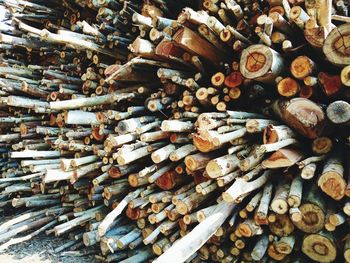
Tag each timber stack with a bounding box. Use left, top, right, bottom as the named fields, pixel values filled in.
left=0, top=0, right=349, bottom=262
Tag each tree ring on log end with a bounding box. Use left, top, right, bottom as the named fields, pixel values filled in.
left=323, top=24, right=350, bottom=66
left=294, top=203, right=325, bottom=233
left=318, top=172, right=346, bottom=200
left=269, top=214, right=294, bottom=237
left=240, top=44, right=284, bottom=84
left=302, top=234, right=337, bottom=262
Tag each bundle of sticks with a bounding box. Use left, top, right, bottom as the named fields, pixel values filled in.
left=0, top=0, right=349, bottom=262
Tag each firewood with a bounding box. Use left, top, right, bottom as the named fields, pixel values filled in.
left=318, top=150, right=346, bottom=200
left=302, top=231, right=337, bottom=262
left=240, top=44, right=285, bottom=84
left=0, top=1, right=349, bottom=261
left=272, top=98, right=326, bottom=139
left=327, top=100, right=350, bottom=126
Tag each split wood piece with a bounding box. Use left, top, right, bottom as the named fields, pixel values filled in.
left=262, top=147, right=304, bottom=168
left=161, top=120, right=194, bottom=133
left=198, top=24, right=226, bottom=50
left=173, top=27, right=224, bottom=65
left=327, top=101, right=350, bottom=126
left=193, top=134, right=221, bottom=153
left=298, top=155, right=326, bottom=169
left=116, top=143, right=161, bottom=165
left=290, top=6, right=310, bottom=29
left=154, top=202, right=236, bottom=263
left=151, top=144, right=176, bottom=164
left=255, top=182, right=273, bottom=225
left=225, top=25, right=252, bottom=44
left=301, top=163, right=317, bottom=180
left=223, top=170, right=272, bottom=203
left=117, top=116, right=157, bottom=134
left=323, top=23, right=350, bottom=67
left=238, top=147, right=265, bottom=172
left=184, top=152, right=216, bottom=171
left=149, top=163, right=177, bottom=184
left=194, top=205, right=217, bottom=223
left=240, top=44, right=285, bottom=84
left=272, top=98, right=326, bottom=139
left=263, top=125, right=296, bottom=144
left=211, top=128, right=247, bottom=147
left=226, top=111, right=266, bottom=120
left=251, top=235, right=269, bottom=261
left=269, top=11, right=295, bottom=35
left=206, top=154, right=240, bottom=179
left=98, top=189, right=142, bottom=237
left=302, top=231, right=337, bottom=262
left=177, top=7, right=210, bottom=25
left=246, top=191, right=263, bottom=212
left=318, top=152, right=346, bottom=200
left=65, top=110, right=99, bottom=125
left=246, top=119, right=280, bottom=134
left=50, top=92, right=134, bottom=111
left=10, top=150, right=61, bottom=159
left=170, top=133, right=192, bottom=144
left=293, top=186, right=326, bottom=233
left=276, top=77, right=300, bottom=98
left=176, top=190, right=213, bottom=215
left=327, top=212, right=347, bottom=230
left=271, top=181, right=291, bottom=214
left=140, top=131, right=170, bottom=143
left=169, top=144, right=197, bottom=162
left=288, top=176, right=303, bottom=208
left=237, top=219, right=264, bottom=238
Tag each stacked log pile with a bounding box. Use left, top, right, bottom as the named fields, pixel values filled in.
left=0, top=0, right=349, bottom=262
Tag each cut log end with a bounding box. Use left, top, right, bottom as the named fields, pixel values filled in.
left=302, top=233, right=337, bottom=262
left=326, top=101, right=350, bottom=125
left=318, top=172, right=346, bottom=200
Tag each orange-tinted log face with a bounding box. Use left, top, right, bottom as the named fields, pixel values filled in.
left=229, top=87, right=241, bottom=99
left=245, top=52, right=266, bottom=72
left=318, top=72, right=342, bottom=96
left=225, top=72, right=243, bottom=88
left=277, top=77, right=300, bottom=97
left=193, top=134, right=218, bottom=152
left=156, top=171, right=174, bottom=190
left=126, top=206, right=140, bottom=220
left=299, top=86, right=313, bottom=99
left=92, top=127, right=105, bottom=141
left=291, top=56, right=315, bottom=79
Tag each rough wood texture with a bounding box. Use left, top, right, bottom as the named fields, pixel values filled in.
left=0, top=1, right=349, bottom=262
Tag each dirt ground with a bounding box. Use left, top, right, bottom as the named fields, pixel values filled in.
left=0, top=216, right=97, bottom=263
